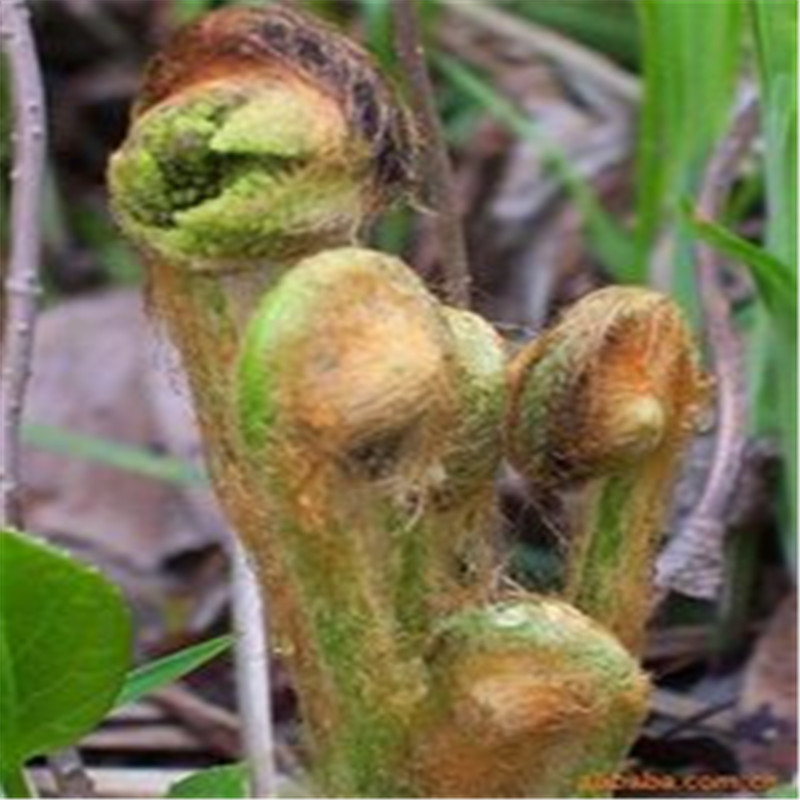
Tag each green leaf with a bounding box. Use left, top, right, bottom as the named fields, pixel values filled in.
left=21, top=422, right=206, bottom=486
left=0, top=529, right=132, bottom=780
left=172, top=0, right=214, bottom=24
left=751, top=0, right=797, bottom=268
left=749, top=0, right=798, bottom=565
left=508, top=0, right=640, bottom=68
left=357, top=0, right=395, bottom=70
left=684, top=209, right=797, bottom=321
left=116, top=634, right=233, bottom=709
left=167, top=764, right=249, bottom=798
left=635, top=0, right=743, bottom=306
left=765, top=782, right=798, bottom=799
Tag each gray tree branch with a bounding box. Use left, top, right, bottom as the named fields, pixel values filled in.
left=0, top=0, right=46, bottom=525
left=1, top=3, right=97, bottom=796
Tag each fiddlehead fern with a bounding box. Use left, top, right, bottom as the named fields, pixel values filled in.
left=109, top=4, right=412, bottom=269
left=234, top=247, right=506, bottom=794
left=507, top=287, right=708, bottom=652
left=413, top=599, right=649, bottom=798
left=108, top=6, right=704, bottom=797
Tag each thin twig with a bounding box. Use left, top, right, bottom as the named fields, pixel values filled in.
left=149, top=685, right=240, bottom=757
left=660, top=698, right=737, bottom=740
left=440, top=0, right=641, bottom=105
left=231, top=542, right=276, bottom=798
left=694, top=92, right=759, bottom=519
left=656, top=92, right=760, bottom=601
left=0, top=6, right=97, bottom=796
left=391, top=0, right=471, bottom=308
left=0, top=0, right=45, bottom=524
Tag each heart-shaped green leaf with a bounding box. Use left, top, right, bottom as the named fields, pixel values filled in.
left=0, top=528, right=132, bottom=787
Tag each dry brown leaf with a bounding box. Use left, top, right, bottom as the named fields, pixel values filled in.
left=21, top=289, right=226, bottom=570
left=736, top=591, right=797, bottom=779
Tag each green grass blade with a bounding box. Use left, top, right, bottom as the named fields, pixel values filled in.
left=748, top=0, right=797, bottom=560
left=357, top=0, right=395, bottom=69
left=0, top=764, right=33, bottom=799
left=506, top=0, right=640, bottom=68
left=751, top=0, right=797, bottom=268
left=635, top=0, right=743, bottom=304
left=115, top=634, right=233, bottom=709
left=684, top=210, right=797, bottom=320
left=21, top=423, right=206, bottom=486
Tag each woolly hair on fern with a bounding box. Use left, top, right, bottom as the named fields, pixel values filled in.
left=108, top=5, right=705, bottom=797
left=506, top=287, right=707, bottom=653
left=109, top=4, right=413, bottom=269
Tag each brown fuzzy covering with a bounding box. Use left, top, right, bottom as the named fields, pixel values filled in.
left=507, top=287, right=706, bottom=486
left=133, top=4, right=414, bottom=206
left=107, top=8, right=682, bottom=794
left=507, top=287, right=709, bottom=652
left=143, top=246, right=508, bottom=794
left=410, top=599, right=650, bottom=797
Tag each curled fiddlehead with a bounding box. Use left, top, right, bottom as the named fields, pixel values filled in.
left=234, top=247, right=506, bottom=794
left=413, top=598, right=649, bottom=798
left=507, top=287, right=708, bottom=652
left=109, top=4, right=413, bottom=270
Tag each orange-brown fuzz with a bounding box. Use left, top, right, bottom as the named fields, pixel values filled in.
left=507, top=288, right=708, bottom=652
left=133, top=4, right=414, bottom=208
left=116, top=8, right=417, bottom=772
left=411, top=602, right=650, bottom=798
left=110, top=7, right=675, bottom=796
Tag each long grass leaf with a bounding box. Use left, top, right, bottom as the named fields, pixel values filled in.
left=116, top=635, right=233, bottom=709
left=751, top=0, right=797, bottom=268
left=749, top=0, right=797, bottom=559
left=21, top=423, right=206, bottom=486
left=685, top=211, right=797, bottom=321
left=635, top=0, right=743, bottom=304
